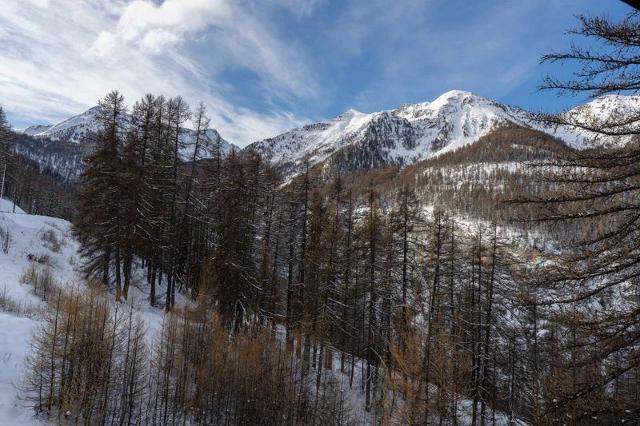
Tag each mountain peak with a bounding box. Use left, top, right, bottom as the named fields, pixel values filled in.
left=569, top=93, right=640, bottom=116
left=437, top=89, right=477, bottom=99
left=430, top=90, right=490, bottom=108
left=249, top=89, right=518, bottom=177
left=339, top=108, right=363, bottom=117
left=21, top=124, right=53, bottom=136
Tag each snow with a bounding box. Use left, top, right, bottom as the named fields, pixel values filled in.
left=394, top=90, right=518, bottom=156
left=0, top=312, right=44, bottom=425
left=19, top=125, right=52, bottom=137
left=18, top=91, right=640, bottom=185
left=0, top=197, right=80, bottom=425
left=249, top=90, right=531, bottom=178
left=32, top=106, right=103, bottom=144
left=0, top=195, right=198, bottom=425
left=544, top=94, right=640, bottom=149
left=0, top=198, right=25, bottom=214
left=0, top=194, right=534, bottom=424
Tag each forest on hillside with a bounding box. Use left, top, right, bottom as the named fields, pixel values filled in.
left=0, top=8, right=640, bottom=426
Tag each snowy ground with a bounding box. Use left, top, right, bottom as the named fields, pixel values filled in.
left=0, top=197, right=81, bottom=425
left=0, top=197, right=183, bottom=425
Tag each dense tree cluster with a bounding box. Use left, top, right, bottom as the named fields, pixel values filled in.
left=0, top=106, right=12, bottom=201
left=21, top=277, right=350, bottom=425
left=0, top=107, right=74, bottom=218
left=73, top=92, right=242, bottom=309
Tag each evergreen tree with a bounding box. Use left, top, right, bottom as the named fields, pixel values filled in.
left=74, top=91, right=127, bottom=293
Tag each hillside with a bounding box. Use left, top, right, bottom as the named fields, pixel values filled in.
left=0, top=197, right=192, bottom=424
left=2, top=92, right=635, bottom=423
left=0, top=198, right=79, bottom=425
left=0, top=194, right=533, bottom=425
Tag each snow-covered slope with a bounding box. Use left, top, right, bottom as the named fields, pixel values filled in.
left=13, top=133, right=87, bottom=183
left=0, top=198, right=79, bottom=306
left=248, top=90, right=640, bottom=178
left=0, top=197, right=178, bottom=424
left=30, top=106, right=103, bottom=144
left=0, top=197, right=80, bottom=425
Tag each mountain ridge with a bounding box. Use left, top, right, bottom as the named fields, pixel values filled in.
left=15, top=90, right=640, bottom=181
left=19, top=105, right=239, bottom=155
left=246, top=90, right=640, bottom=178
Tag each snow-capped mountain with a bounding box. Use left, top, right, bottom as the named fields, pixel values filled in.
left=248, top=90, right=640, bottom=178
left=25, top=106, right=238, bottom=155
left=29, top=106, right=104, bottom=143
left=13, top=106, right=238, bottom=184
left=17, top=91, right=640, bottom=183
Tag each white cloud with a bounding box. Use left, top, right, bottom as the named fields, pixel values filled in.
left=91, top=0, right=230, bottom=56
left=1, top=0, right=603, bottom=145
left=0, top=0, right=313, bottom=145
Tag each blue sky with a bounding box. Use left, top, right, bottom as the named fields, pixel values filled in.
left=0, top=0, right=633, bottom=146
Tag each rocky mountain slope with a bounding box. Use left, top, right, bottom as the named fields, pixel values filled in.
left=13, top=132, right=87, bottom=183
left=21, top=124, right=52, bottom=136
left=247, top=90, right=640, bottom=178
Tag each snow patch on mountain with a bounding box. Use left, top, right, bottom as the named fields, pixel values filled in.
left=32, top=106, right=103, bottom=144
left=535, top=94, right=640, bottom=148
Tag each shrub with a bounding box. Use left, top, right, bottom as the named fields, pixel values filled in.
left=40, top=228, right=64, bottom=253
left=0, top=285, right=41, bottom=318
left=21, top=284, right=148, bottom=423
left=20, top=264, right=56, bottom=301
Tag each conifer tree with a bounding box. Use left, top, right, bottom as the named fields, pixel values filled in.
left=74, top=91, right=127, bottom=293
left=0, top=106, right=14, bottom=202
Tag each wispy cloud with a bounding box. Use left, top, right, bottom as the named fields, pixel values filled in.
left=0, top=0, right=629, bottom=144
left=0, top=0, right=314, bottom=145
